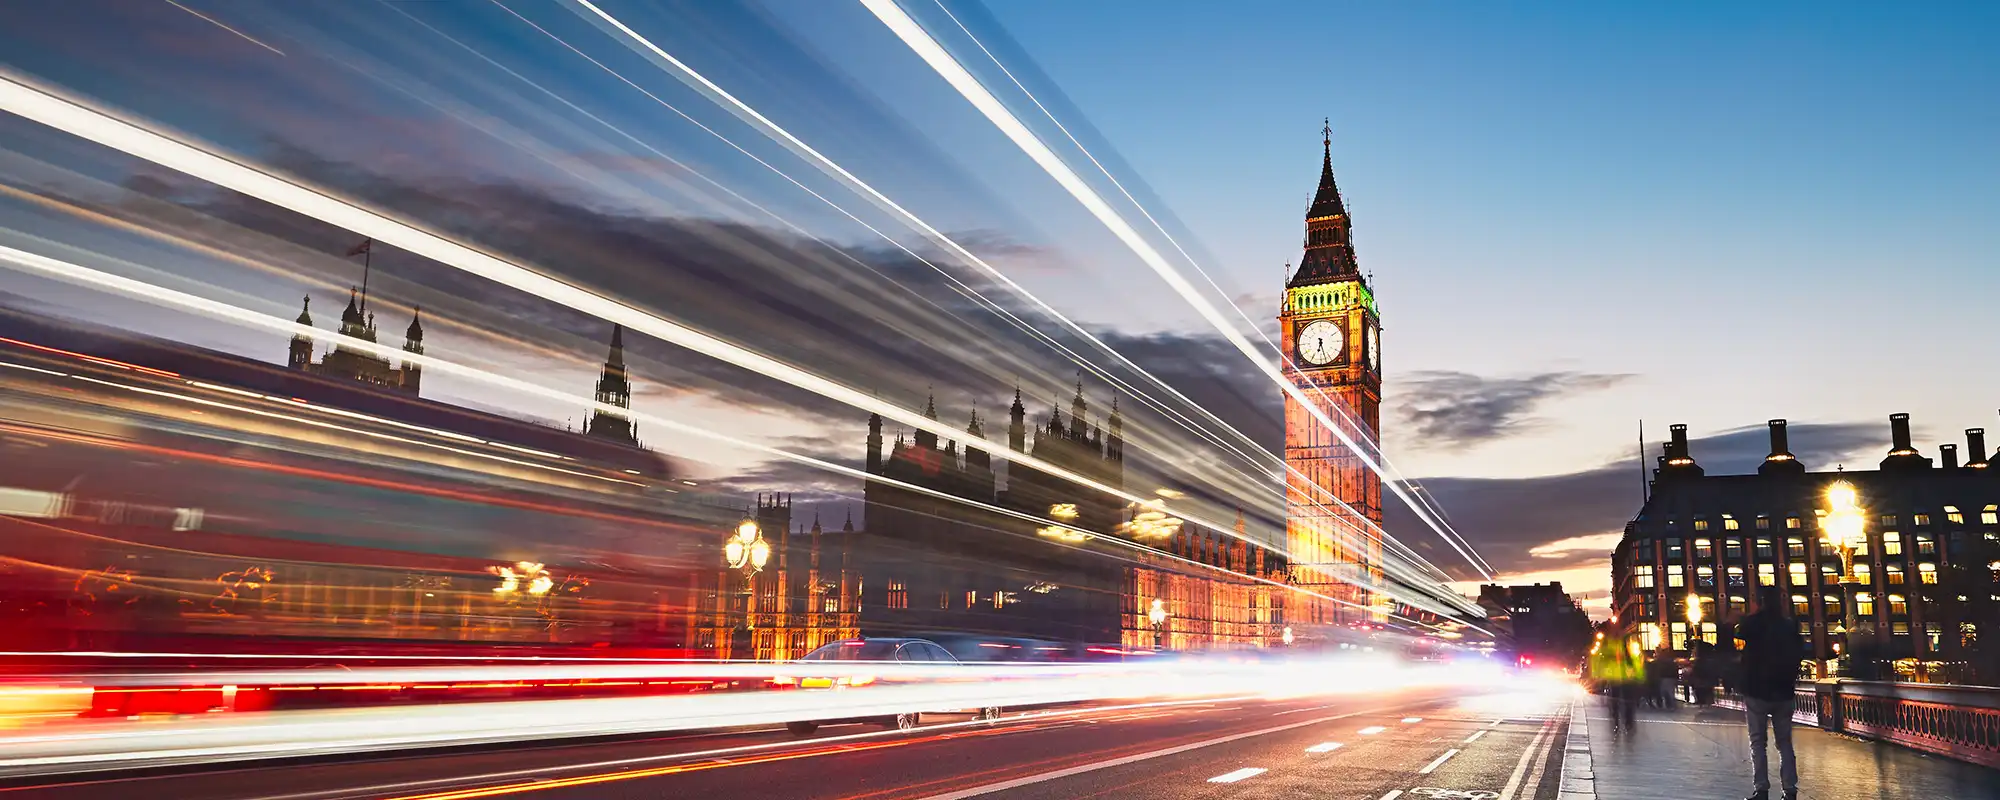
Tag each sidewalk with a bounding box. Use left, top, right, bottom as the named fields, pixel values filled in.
left=1578, top=698, right=2000, bottom=800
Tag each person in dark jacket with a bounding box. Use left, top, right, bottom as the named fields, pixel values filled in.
left=1733, top=584, right=1805, bottom=800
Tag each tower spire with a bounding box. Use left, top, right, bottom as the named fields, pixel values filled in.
left=582, top=324, right=637, bottom=446
left=1291, top=119, right=1357, bottom=287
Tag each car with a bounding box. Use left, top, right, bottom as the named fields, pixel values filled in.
left=774, top=637, right=1001, bottom=736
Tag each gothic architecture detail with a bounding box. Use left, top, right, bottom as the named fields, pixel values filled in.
left=582, top=324, right=638, bottom=447
left=1279, top=122, right=1386, bottom=627
left=287, top=291, right=423, bottom=395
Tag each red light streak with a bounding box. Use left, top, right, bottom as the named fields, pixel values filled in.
left=0, top=336, right=179, bottom=379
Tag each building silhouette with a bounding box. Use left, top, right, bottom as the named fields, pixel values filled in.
left=1613, top=416, right=2000, bottom=682
left=288, top=291, right=423, bottom=395
left=582, top=324, right=638, bottom=447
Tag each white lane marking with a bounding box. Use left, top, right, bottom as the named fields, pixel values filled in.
left=1498, top=712, right=1560, bottom=800
left=911, top=702, right=1420, bottom=800
left=1463, top=730, right=1488, bottom=744
left=1402, top=717, right=1425, bottom=723
left=1275, top=704, right=1332, bottom=716
left=1489, top=719, right=1505, bottom=729
left=1305, top=741, right=1344, bottom=753
left=1360, top=726, right=1388, bottom=735
left=1418, top=749, right=1460, bottom=774
left=1380, top=791, right=1404, bottom=800
left=1207, top=767, right=1267, bottom=784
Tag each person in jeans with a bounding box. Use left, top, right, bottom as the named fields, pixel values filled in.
left=1734, top=584, right=1805, bottom=800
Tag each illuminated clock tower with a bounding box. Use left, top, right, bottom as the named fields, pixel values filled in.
left=1278, top=122, right=1384, bottom=627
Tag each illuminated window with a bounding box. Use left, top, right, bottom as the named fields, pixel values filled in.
left=1670, top=621, right=1688, bottom=651
left=1885, top=564, right=1905, bottom=585
left=1800, top=621, right=1812, bottom=637
left=1883, top=531, right=1903, bottom=556
left=1888, top=594, right=1908, bottom=616
left=1854, top=536, right=1870, bottom=556
left=1758, top=564, right=1776, bottom=586
left=1727, top=594, right=1746, bottom=613
left=1918, top=535, right=1937, bottom=555
left=1791, top=594, right=1810, bottom=617
left=1926, top=623, right=1943, bottom=650
left=888, top=581, right=908, bottom=609
left=1856, top=593, right=1875, bottom=616
left=1755, top=538, right=1774, bottom=558
left=966, top=590, right=978, bottom=608
left=1726, top=565, right=1746, bottom=589
left=1726, top=539, right=1744, bottom=560
left=1914, top=513, right=1931, bottom=527
left=1892, top=621, right=1910, bottom=636
left=1787, top=537, right=1806, bottom=558
left=939, top=591, right=950, bottom=609
left=992, top=591, right=1008, bottom=610
left=1701, top=622, right=1718, bottom=644
left=1724, top=515, right=1741, bottom=531
left=1854, top=563, right=1872, bottom=584
left=1636, top=565, right=1656, bottom=589
left=1880, top=514, right=1899, bottom=527
left=1984, top=505, right=1999, bottom=525
left=1697, top=565, right=1716, bottom=589
left=1919, top=563, right=1939, bottom=584
left=1786, top=516, right=1802, bottom=530
left=1822, top=595, right=1841, bottom=615
left=1668, top=569, right=1686, bottom=589
left=1695, top=539, right=1714, bottom=559
left=1946, top=506, right=1965, bottom=525
left=1695, top=519, right=1710, bottom=531
left=1756, top=515, right=1771, bottom=530
left=1789, top=563, right=1809, bottom=587
left=1666, top=539, right=1685, bottom=561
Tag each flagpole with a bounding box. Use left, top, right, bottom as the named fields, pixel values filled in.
left=358, top=237, right=373, bottom=314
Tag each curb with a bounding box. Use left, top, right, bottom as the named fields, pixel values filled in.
left=1558, top=701, right=1596, bottom=800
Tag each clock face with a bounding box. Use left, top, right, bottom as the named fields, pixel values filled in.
left=1297, top=320, right=1345, bottom=366
left=1365, top=325, right=1379, bottom=369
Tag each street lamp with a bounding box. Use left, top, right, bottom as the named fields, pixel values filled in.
left=724, top=518, right=768, bottom=662
left=1148, top=598, right=1168, bottom=651
left=1822, top=480, right=1868, bottom=675
left=1282, top=626, right=1295, bottom=646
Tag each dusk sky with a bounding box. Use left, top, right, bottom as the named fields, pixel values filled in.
left=2, top=1, right=1997, bottom=612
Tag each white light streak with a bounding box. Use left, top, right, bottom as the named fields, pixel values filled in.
left=857, top=0, right=1494, bottom=580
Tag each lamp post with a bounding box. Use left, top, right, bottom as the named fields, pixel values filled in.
left=1822, top=480, right=1868, bottom=676
left=1148, top=598, right=1168, bottom=651
left=1282, top=626, right=1295, bottom=647
left=724, top=519, right=768, bottom=661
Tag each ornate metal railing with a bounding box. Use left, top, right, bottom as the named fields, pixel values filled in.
left=1719, top=680, right=2000, bottom=768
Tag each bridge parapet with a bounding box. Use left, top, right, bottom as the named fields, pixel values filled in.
left=1719, top=680, right=2000, bottom=768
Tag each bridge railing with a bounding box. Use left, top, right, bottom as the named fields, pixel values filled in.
left=1717, top=680, right=2000, bottom=769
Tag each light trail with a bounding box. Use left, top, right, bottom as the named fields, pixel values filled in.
left=0, top=241, right=1481, bottom=625
left=855, top=0, right=1494, bottom=580
left=0, top=69, right=1478, bottom=620
left=550, top=0, right=1482, bottom=610
left=502, top=0, right=1313, bottom=527
left=552, top=0, right=1477, bottom=609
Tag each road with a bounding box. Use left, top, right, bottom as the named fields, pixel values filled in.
left=3, top=688, right=1572, bottom=800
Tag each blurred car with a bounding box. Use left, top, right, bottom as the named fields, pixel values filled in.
left=775, top=638, right=1001, bottom=736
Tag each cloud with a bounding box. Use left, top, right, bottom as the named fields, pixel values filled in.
left=1393, top=371, right=1633, bottom=449
left=1392, top=420, right=1886, bottom=581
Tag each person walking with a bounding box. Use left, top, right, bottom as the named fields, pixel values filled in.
left=1734, top=585, right=1805, bottom=800
left=1589, top=634, right=1643, bottom=733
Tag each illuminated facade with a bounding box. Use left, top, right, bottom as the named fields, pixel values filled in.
left=1124, top=512, right=1289, bottom=652
left=689, top=494, right=861, bottom=661
left=1278, top=125, right=1385, bottom=627
left=1613, top=416, right=2000, bottom=682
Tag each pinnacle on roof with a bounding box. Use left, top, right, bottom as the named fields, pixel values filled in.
left=405, top=306, right=423, bottom=340
left=1305, top=118, right=1348, bottom=220
left=924, top=388, right=937, bottom=420
left=967, top=405, right=983, bottom=437
left=606, top=324, right=625, bottom=367
left=295, top=295, right=313, bottom=326
left=342, top=288, right=364, bottom=324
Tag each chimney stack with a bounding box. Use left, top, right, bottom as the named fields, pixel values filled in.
left=1969, top=428, right=1990, bottom=468
left=1669, top=424, right=1690, bottom=460
left=1890, top=413, right=1914, bottom=452
left=1942, top=443, right=1959, bottom=469
left=1767, top=419, right=1792, bottom=458
left=1759, top=418, right=1806, bottom=476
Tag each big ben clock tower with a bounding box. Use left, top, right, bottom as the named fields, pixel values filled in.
left=1279, top=122, right=1384, bottom=627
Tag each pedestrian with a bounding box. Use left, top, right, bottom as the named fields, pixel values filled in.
left=1588, top=634, right=1642, bottom=733
left=1734, top=584, right=1805, bottom=800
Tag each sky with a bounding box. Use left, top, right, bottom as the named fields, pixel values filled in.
left=0, top=1, right=1996, bottom=615
left=970, top=0, right=2000, bottom=608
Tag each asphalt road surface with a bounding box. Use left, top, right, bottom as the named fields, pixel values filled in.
left=3, top=687, right=1571, bottom=800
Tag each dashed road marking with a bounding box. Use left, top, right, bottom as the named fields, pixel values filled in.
left=1463, top=730, right=1487, bottom=744
left=1380, top=791, right=1404, bottom=800
left=1418, top=748, right=1461, bottom=774
left=1305, top=741, right=1343, bottom=753
left=1207, top=767, right=1267, bottom=784
left=1359, top=726, right=1387, bottom=735
left=1402, top=717, right=1425, bottom=723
